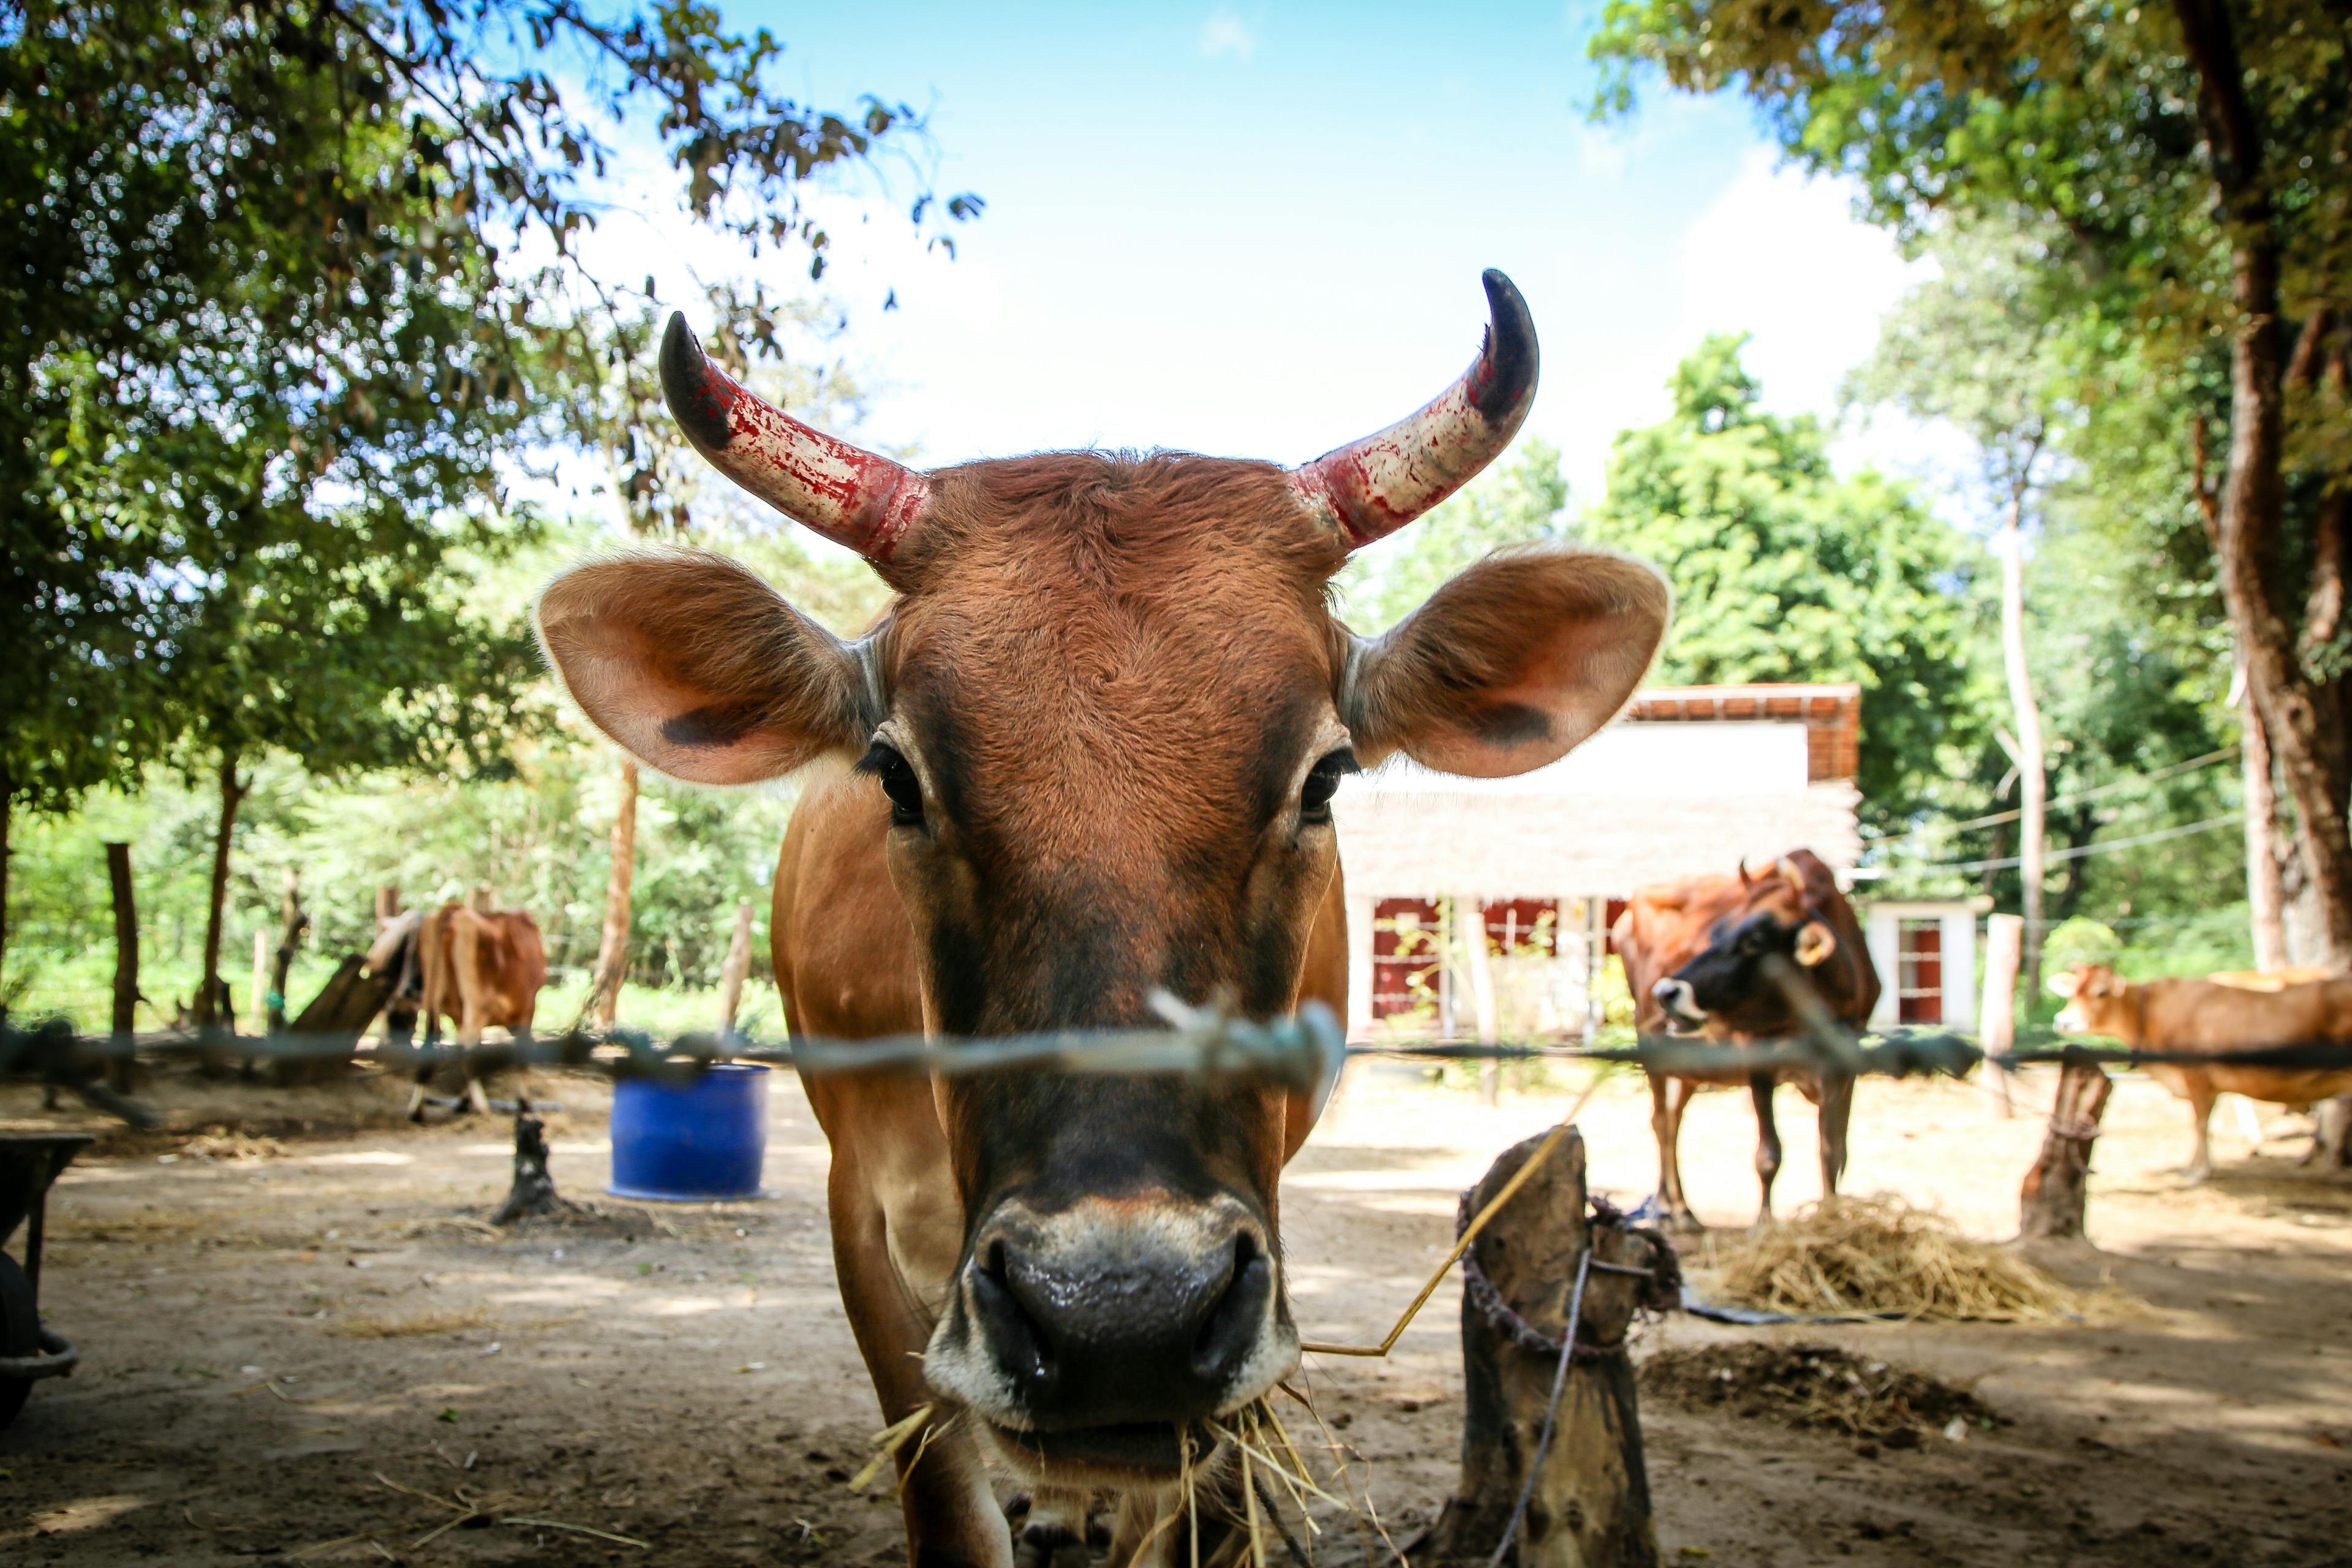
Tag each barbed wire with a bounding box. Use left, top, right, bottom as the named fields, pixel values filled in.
left=7, top=984, right=2352, bottom=1131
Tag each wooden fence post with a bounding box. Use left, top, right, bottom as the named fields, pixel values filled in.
left=268, top=868, right=307, bottom=1035
left=1462, top=892, right=1501, bottom=1106
left=251, top=930, right=271, bottom=1039
left=2019, top=1057, right=2112, bottom=1240
left=106, top=842, right=139, bottom=1092
left=1979, top=913, right=2023, bottom=1117
left=375, top=884, right=401, bottom=927
left=717, top=900, right=755, bottom=1040
left=1413, top=1126, right=1673, bottom=1567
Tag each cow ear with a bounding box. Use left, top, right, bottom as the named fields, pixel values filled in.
left=1793, top=920, right=1837, bottom=968
left=1347, top=546, right=1670, bottom=777
left=2048, top=967, right=2083, bottom=1000
left=537, top=552, right=869, bottom=786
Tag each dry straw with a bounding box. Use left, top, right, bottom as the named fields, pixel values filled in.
left=1703, top=1194, right=2086, bottom=1321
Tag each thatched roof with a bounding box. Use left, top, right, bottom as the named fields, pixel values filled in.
left=1333, top=782, right=1863, bottom=902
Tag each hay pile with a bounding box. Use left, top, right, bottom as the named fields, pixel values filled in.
left=1642, top=1343, right=1994, bottom=1444
left=1700, top=1194, right=2082, bottom=1321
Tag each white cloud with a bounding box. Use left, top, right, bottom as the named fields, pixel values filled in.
left=1199, top=9, right=1256, bottom=62
left=1674, top=148, right=1922, bottom=420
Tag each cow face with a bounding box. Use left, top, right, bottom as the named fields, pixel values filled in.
left=1651, top=855, right=1843, bottom=1037
left=2051, top=963, right=2130, bottom=1037
left=535, top=274, right=1669, bottom=1480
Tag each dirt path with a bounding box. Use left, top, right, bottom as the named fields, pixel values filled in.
left=5, top=1060, right=2350, bottom=1564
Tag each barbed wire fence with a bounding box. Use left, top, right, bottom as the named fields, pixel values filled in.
left=7, top=974, right=2352, bottom=1132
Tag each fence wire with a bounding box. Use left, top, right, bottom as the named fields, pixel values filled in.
left=7, top=981, right=2352, bottom=1130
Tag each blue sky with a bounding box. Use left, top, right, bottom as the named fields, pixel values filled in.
left=572, top=2, right=1942, bottom=506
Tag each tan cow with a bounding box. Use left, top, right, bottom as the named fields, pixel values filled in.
left=2051, top=963, right=2352, bottom=1180
left=376, top=903, right=546, bottom=1119
left=1613, top=850, right=1880, bottom=1228
left=535, top=272, right=1670, bottom=1566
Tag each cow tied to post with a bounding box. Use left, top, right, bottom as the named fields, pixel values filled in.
left=533, top=272, right=1671, bottom=1566
left=1613, top=850, right=1880, bottom=1229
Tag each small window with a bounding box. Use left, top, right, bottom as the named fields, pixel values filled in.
left=1372, top=898, right=1444, bottom=1021
left=1897, top=918, right=1943, bottom=1025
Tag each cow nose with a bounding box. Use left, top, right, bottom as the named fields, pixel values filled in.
left=963, top=1216, right=1277, bottom=1428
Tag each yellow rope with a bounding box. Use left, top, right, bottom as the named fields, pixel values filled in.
left=1298, top=1118, right=1574, bottom=1357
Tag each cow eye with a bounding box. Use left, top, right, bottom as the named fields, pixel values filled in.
left=859, top=741, right=925, bottom=827
left=1300, top=749, right=1359, bottom=823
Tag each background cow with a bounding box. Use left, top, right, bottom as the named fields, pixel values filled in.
left=1613, top=850, right=1879, bottom=1229
left=535, top=272, right=1670, bottom=1566
left=2052, top=963, right=2352, bottom=1180
left=369, top=903, right=547, bottom=1119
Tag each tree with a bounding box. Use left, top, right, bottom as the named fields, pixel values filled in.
left=1, top=0, right=974, bottom=982
left=1591, top=0, right=2352, bottom=961
left=1847, top=224, right=2084, bottom=997
left=1581, top=335, right=1977, bottom=826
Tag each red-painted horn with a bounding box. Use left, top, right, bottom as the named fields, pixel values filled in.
left=660, top=313, right=929, bottom=561
left=1290, top=270, right=1539, bottom=549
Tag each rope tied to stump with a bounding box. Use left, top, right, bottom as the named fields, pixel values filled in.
left=1455, top=1186, right=1681, bottom=1362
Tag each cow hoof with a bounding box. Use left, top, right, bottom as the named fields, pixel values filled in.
left=1013, top=1521, right=1088, bottom=1568
left=1662, top=1208, right=1705, bottom=1235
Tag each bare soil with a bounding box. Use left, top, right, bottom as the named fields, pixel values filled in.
left=5, top=1058, right=2351, bottom=1565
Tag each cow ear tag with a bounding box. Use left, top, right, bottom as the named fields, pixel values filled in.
left=1793, top=921, right=1838, bottom=968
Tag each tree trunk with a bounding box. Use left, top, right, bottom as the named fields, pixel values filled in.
left=1979, top=913, right=2023, bottom=1117
left=2176, top=0, right=2352, bottom=968
left=588, top=758, right=639, bottom=1033
left=107, top=841, right=138, bottom=1092
left=2019, top=1060, right=2113, bottom=1242
left=717, top=899, right=755, bottom=1041
left=1997, top=494, right=2049, bottom=1004
left=1411, top=1127, right=1670, bottom=1568
left=0, top=781, right=10, bottom=1011
left=194, top=748, right=249, bottom=1060
left=269, top=867, right=307, bottom=1035
left=2241, top=682, right=2291, bottom=970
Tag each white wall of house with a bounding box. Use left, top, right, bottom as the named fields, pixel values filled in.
left=1355, top=720, right=1812, bottom=799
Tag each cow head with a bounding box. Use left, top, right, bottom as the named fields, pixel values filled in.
left=535, top=273, right=1668, bottom=1479
left=2051, top=963, right=2132, bottom=1038
left=1651, top=851, right=1850, bottom=1036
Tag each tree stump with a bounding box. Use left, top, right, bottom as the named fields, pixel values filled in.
left=1412, top=1126, right=1677, bottom=1568
left=2019, top=1058, right=2113, bottom=1240
left=489, top=1109, right=563, bottom=1226
left=2310, top=1093, right=2352, bottom=1170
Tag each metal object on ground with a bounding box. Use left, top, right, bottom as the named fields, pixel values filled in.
left=0, top=1132, right=92, bottom=1427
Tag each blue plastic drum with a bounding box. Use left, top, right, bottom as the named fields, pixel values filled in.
left=608, top=1063, right=771, bottom=1201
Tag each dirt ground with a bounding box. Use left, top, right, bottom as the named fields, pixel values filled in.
left=4, top=1055, right=2350, bottom=1566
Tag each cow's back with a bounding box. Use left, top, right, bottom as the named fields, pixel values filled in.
left=2139, top=975, right=2352, bottom=1106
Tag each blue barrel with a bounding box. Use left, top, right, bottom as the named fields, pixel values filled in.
left=608, top=1063, right=771, bottom=1201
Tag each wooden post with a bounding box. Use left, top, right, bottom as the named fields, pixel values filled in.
left=268, top=867, right=307, bottom=1035
left=2310, top=1094, right=2351, bottom=1170
left=251, top=929, right=271, bottom=1039
left=588, top=760, right=639, bottom=1032
left=717, top=900, right=755, bottom=1040
left=2018, top=1057, right=2113, bottom=1241
left=375, top=884, right=401, bottom=927
left=106, top=842, right=138, bottom=1093
left=1462, top=893, right=1501, bottom=1106
left=1412, top=1127, right=1670, bottom=1568
left=1979, top=913, right=2023, bottom=1117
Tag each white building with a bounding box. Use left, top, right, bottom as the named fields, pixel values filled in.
left=1332, top=683, right=1871, bottom=1042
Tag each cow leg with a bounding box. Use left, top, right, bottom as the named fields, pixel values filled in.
left=466, top=1073, right=493, bottom=1117
left=406, top=1073, right=429, bottom=1124
left=1817, top=1069, right=1855, bottom=1198
left=1012, top=1487, right=1090, bottom=1568
left=1749, top=1072, right=1784, bottom=1226
left=1648, top=1071, right=1701, bottom=1231
left=2182, top=1077, right=2218, bottom=1183
left=812, top=1081, right=1006, bottom=1568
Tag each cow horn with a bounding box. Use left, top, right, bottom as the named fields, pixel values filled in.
left=1289, top=270, right=1540, bottom=549
left=659, top=313, right=930, bottom=562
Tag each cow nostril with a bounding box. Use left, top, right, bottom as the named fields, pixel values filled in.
left=971, top=1243, right=1056, bottom=1392
left=1191, top=1232, right=1272, bottom=1385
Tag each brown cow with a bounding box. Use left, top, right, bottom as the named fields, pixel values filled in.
left=2051, top=963, right=2352, bottom=1180
left=1611, top=850, right=1879, bottom=1229
left=382, top=903, right=546, bottom=1120
left=535, top=272, right=1670, bottom=1566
